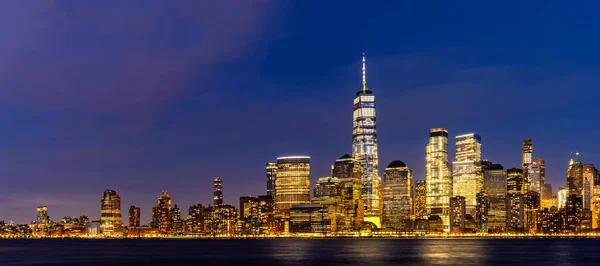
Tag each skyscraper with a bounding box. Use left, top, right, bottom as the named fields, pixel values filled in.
left=530, top=158, right=545, bottom=194
left=522, top=138, right=533, bottom=192
left=382, top=161, right=413, bottom=230
left=331, top=154, right=363, bottom=229
left=414, top=180, right=428, bottom=219
left=100, top=189, right=123, bottom=235
left=156, top=191, right=172, bottom=233
left=171, top=204, right=182, bottom=234
left=128, top=205, right=140, bottom=228
left=558, top=187, right=569, bottom=209
left=352, top=53, right=382, bottom=227
left=567, top=152, right=584, bottom=196
left=450, top=196, right=467, bottom=233
left=275, top=156, right=311, bottom=217
left=484, top=164, right=507, bottom=232
left=583, top=164, right=597, bottom=209
left=507, top=168, right=524, bottom=194
left=541, top=183, right=554, bottom=209
left=452, top=133, right=482, bottom=215
left=35, top=206, right=49, bottom=235
left=214, top=177, right=223, bottom=205
left=426, top=128, right=452, bottom=231
left=266, top=161, right=277, bottom=197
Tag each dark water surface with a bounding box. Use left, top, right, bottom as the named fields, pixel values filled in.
left=1, top=238, right=600, bottom=266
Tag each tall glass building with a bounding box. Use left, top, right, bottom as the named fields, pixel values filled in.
left=567, top=152, right=584, bottom=196
left=530, top=158, right=545, bottom=194
left=522, top=138, right=533, bottom=192
left=266, top=161, right=277, bottom=197
left=452, top=133, right=482, bottom=215
left=414, top=180, right=428, bottom=219
left=213, top=177, right=223, bottom=205
left=426, top=128, right=452, bottom=231
left=275, top=156, right=311, bottom=217
left=382, top=161, right=413, bottom=230
left=507, top=168, right=524, bottom=194
left=331, top=154, right=363, bottom=229
left=352, top=53, right=382, bottom=227
left=100, top=189, right=123, bottom=235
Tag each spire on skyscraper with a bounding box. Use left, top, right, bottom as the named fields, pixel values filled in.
left=362, top=52, right=367, bottom=93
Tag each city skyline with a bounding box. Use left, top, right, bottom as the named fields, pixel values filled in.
left=2, top=1, right=600, bottom=225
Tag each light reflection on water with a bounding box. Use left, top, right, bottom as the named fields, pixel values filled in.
left=1, top=238, right=599, bottom=266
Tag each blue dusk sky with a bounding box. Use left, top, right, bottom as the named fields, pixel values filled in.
left=1, top=1, right=600, bottom=223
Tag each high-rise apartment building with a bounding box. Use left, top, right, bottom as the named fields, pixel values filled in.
left=524, top=191, right=540, bottom=232
left=171, top=204, right=182, bottom=234
left=100, top=189, right=123, bottom=235
left=275, top=156, right=311, bottom=217
left=352, top=53, right=382, bottom=227
left=426, top=128, right=452, bottom=231
left=239, top=195, right=276, bottom=235
left=156, top=191, right=172, bottom=233
left=567, top=152, right=584, bottom=196
left=128, top=205, right=140, bottom=228
left=414, top=180, right=428, bottom=219
left=522, top=138, right=533, bottom=192
left=452, top=133, right=482, bottom=215
left=213, top=177, right=223, bottom=205
left=35, top=206, right=49, bottom=235
left=507, top=168, right=524, bottom=194
left=450, top=196, right=467, bottom=233
left=382, top=161, right=413, bottom=230
left=266, top=161, right=277, bottom=197
left=583, top=164, right=597, bottom=209
left=506, top=193, right=525, bottom=232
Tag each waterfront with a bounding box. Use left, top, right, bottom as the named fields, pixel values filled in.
left=1, top=238, right=600, bottom=266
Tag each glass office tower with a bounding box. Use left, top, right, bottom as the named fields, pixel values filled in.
left=426, top=128, right=452, bottom=231
left=452, top=133, right=482, bottom=215
left=275, top=156, right=311, bottom=217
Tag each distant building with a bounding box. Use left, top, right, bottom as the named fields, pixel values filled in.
left=507, top=168, right=524, bottom=194
left=331, top=154, right=363, bottom=230
left=266, top=162, right=277, bottom=197
left=275, top=156, right=311, bottom=217
left=583, top=164, right=597, bottom=209
left=475, top=193, right=489, bottom=233
left=100, top=189, right=123, bottom=235
left=450, top=196, right=467, bottom=233
left=426, top=128, right=452, bottom=232
left=541, top=184, right=554, bottom=209
left=312, top=176, right=342, bottom=232
left=452, top=133, right=482, bottom=215
left=382, top=160, right=413, bottom=230
left=128, top=206, right=140, bottom=228
left=289, top=204, right=330, bottom=234
left=35, top=206, right=49, bottom=235
left=506, top=193, right=524, bottom=232
left=522, top=138, right=533, bottom=192
left=558, top=187, right=569, bottom=209
left=171, top=204, right=182, bottom=234
left=414, top=180, right=428, bottom=219
left=214, top=177, right=223, bottom=205
left=239, top=195, right=276, bottom=235
left=155, top=191, right=172, bottom=234
left=529, top=158, right=545, bottom=194
left=567, top=152, right=584, bottom=196
left=214, top=204, right=237, bottom=236
left=85, top=220, right=102, bottom=236
left=564, top=194, right=583, bottom=233
left=524, top=191, right=540, bottom=232
left=484, top=164, right=507, bottom=232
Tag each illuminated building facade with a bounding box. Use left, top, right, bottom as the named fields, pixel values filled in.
left=128, top=205, right=140, bottom=228
left=522, top=138, right=533, bottom=192
left=155, top=191, right=172, bottom=233
left=507, top=168, right=524, bottom=194
left=289, top=204, right=331, bottom=234
left=475, top=193, right=489, bottom=233
left=414, top=180, right=428, bottom=219
left=583, top=164, right=597, bottom=209
left=35, top=206, right=49, bottom=235
left=506, top=193, right=524, bottom=232
left=530, top=158, right=545, bottom=194
left=450, top=196, right=467, bottom=233
left=239, top=195, right=276, bottom=235
left=426, top=128, right=452, bottom=231
left=213, top=177, right=223, bottom=205
left=100, top=189, right=123, bottom=235
left=331, top=154, right=363, bottom=229
left=266, top=161, right=277, bottom=197
left=564, top=194, right=583, bottom=233
left=452, top=133, right=482, bottom=215
left=558, top=187, right=569, bottom=209
left=352, top=53, right=381, bottom=227
left=214, top=204, right=237, bottom=236
left=524, top=191, right=540, bottom=232
left=312, top=176, right=342, bottom=232
left=171, top=204, right=182, bottom=234
left=185, top=204, right=210, bottom=234
left=275, top=156, right=311, bottom=217
left=567, top=152, right=584, bottom=195
left=484, top=165, right=507, bottom=232
left=382, top=161, right=413, bottom=230
left=541, top=184, right=554, bottom=209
